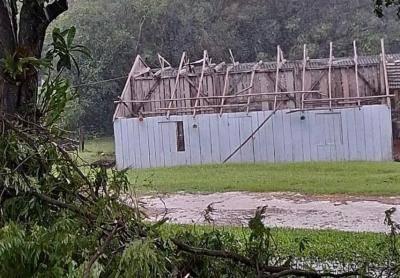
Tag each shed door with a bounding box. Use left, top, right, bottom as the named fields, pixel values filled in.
left=315, top=112, right=343, bottom=161
left=159, top=121, right=187, bottom=167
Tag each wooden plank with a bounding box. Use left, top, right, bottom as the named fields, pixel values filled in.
left=113, top=119, right=124, bottom=169
left=180, top=116, right=191, bottom=165
left=154, top=119, right=165, bottom=167
left=238, top=114, right=255, bottom=162
left=137, top=119, right=151, bottom=168
left=282, top=110, right=293, bottom=162
left=183, top=78, right=191, bottom=110
left=188, top=118, right=202, bottom=165
left=199, top=114, right=213, bottom=164
left=183, top=116, right=192, bottom=165
left=160, top=122, right=172, bottom=166
left=122, top=119, right=131, bottom=168
left=120, top=119, right=128, bottom=168
left=130, top=119, right=141, bottom=168
left=146, top=117, right=157, bottom=168
left=154, top=79, right=161, bottom=112
left=300, top=113, right=311, bottom=161
left=290, top=112, right=303, bottom=162
left=273, top=46, right=281, bottom=109
left=264, top=111, right=276, bottom=162
left=354, top=108, right=367, bottom=160
left=193, top=51, right=208, bottom=117
left=332, top=112, right=344, bottom=161
left=381, top=39, right=391, bottom=106
left=209, top=113, right=222, bottom=163
left=315, top=113, right=330, bottom=161
left=308, top=111, right=319, bottom=161
left=227, top=115, right=242, bottom=162
left=353, top=41, right=361, bottom=106
left=272, top=110, right=285, bottom=162
left=168, top=116, right=180, bottom=166
left=328, top=42, right=333, bottom=109
left=369, top=106, right=384, bottom=161
left=340, top=108, right=353, bottom=160
left=379, top=105, right=393, bottom=160
left=218, top=114, right=232, bottom=161
left=341, top=68, right=350, bottom=100
left=253, top=111, right=267, bottom=162
left=167, top=53, right=186, bottom=118
left=362, top=107, right=374, bottom=160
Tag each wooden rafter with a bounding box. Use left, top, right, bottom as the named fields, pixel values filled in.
left=193, top=50, right=209, bottom=117
left=273, top=46, right=285, bottom=109
left=353, top=40, right=361, bottom=106
left=246, top=61, right=263, bottom=114
left=381, top=38, right=391, bottom=107
left=220, top=65, right=233, bottom=115
left=301, top=44, right=308, bottom=110
left=166, top=52, right=187, bottom=118
left=328, top=42, right=333, bottom=109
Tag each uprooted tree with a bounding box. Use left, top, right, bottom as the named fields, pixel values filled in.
left=1, top=1, right=400, bottom=277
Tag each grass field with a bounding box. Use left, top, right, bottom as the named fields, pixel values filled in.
left=82, top=137, right=400, bottom=196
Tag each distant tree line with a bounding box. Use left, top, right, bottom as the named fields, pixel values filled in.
left=55, top=0, right=400, bottom=134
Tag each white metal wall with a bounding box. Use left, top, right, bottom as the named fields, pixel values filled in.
left=114, top=105, right=393, bottom=169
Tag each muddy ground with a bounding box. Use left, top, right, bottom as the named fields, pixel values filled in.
left=141, top=192, right=400, bottom=233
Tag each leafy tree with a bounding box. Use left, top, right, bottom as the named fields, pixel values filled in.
left=374, top=0, right=400, bottom=17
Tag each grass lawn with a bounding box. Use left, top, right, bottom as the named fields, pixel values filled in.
left=81, top=137, right=400, bottom=196
left=131, top=162, right=400, bottom=196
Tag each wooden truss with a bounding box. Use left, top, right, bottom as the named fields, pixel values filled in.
left=114, top=39, right=394, bottom=120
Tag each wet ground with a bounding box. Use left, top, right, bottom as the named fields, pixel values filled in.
left=141, top=192, right=400, bottom=233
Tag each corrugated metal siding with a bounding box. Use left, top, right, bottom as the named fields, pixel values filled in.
left=114, top=105, right=393, bottom=169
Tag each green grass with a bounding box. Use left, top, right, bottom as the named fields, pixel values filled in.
left=82, top=137, right=400, bottom=196
left=160, top=225, right=390, bottom=264
left=131, top=162, right=400, bottom=196
left=78, top=137, right=115, bottom=163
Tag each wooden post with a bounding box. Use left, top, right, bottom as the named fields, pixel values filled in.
left=219, top=66, right=232, bottom=116
left=193, top=50, right=208, bottom=117
left=328, top=42, right=333, bottom=109
left=273, top=45, right=281, bottom=109
left=381, top=38, right=391, bottom=107
left=301, top=44, right=307, bottom=110
left=229, top=49, right=236, bottom=64
left=166, top=52, right=186, bottom=118
left=79, top=126, right=85, bottom=152
left=353, top=40, right=361, bottom=106
left=246, top=61, right=262, bottom=114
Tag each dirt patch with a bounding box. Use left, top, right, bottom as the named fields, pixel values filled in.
left=141, top=192, right=400, bottom=233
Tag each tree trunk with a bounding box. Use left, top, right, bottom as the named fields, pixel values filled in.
left=0, top=0, right=68, bottom=117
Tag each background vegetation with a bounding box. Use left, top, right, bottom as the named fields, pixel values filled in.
left=54, top=0, right=400, bottom=134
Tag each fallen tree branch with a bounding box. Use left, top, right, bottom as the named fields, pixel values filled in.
left=265, top=268, right=366, bottom=278
left=84, top=222, right=123, bottom=278
left=172, top=239, right=370, bottom=277
left=172, top=238, right=254, bottom=267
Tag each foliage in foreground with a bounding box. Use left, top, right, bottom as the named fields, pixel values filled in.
left=2, top=114, right=400, bottom=277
